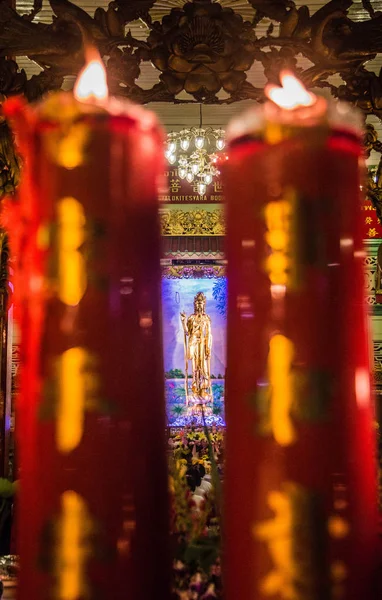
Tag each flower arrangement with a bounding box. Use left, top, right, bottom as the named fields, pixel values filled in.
left=172, top=558, right=222, bottom=599
left=168, top=427, right=224, bottom=599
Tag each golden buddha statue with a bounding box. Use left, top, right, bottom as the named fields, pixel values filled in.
left=180, top=292, right=213, bottom=403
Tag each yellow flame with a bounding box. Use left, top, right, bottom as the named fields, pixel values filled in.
left=74, top=58, right=108, bottom=102
left=265, top=71, right=315, bottom=110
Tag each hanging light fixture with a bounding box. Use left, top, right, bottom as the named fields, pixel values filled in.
left=165, top=105, right=226, bottom=196
left=215, top=128, right=225, bottom=151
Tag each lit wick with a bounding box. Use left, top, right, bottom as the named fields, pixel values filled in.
left=74, top=48, right=108, bottom=103
left=265, top=71, right=315, bottom=110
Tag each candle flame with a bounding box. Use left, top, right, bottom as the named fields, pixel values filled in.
left=74, top=55, right=108, bottom=102
left=265, top=71, right=315, bottom=110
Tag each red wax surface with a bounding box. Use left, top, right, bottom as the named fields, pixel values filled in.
left=223, top=128, right=379, bottom=600
left=6, top=101, right=170, bottom=600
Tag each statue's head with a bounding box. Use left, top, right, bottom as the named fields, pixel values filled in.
left=194, top=292, right=206, bottom=314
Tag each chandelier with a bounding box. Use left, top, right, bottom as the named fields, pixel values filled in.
left=165, top=108, right=226, bottom=196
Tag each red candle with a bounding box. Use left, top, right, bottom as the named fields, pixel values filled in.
left=3, top=55, right=169, bottom=599
left=223, top=73, right=379, bottom=600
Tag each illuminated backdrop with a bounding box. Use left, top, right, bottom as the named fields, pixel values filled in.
left=161, top=277, right=227, bottom=424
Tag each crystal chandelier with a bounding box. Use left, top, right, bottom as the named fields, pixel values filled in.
left=165, top=107, right=226, bottom=196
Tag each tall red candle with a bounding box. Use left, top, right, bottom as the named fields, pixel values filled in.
left=3, top=57, right=169, bottom=599
left=223, top=74, right=379, bottom=600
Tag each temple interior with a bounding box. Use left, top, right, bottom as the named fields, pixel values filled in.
left=0, top=0, right=382, bottom=599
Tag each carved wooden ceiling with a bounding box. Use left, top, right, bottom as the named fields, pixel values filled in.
left=0, top=0, right=382, bottom=216
left=7, top=0, right=382, bottom=107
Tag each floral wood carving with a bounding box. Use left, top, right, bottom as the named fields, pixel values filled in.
left=0, top=0, right=379, bottom=105
left=144, top=2, right=255, bottom=101
left=0, top=0, right=380, bottom=213
left=161, top=264, right=225, bottom=279
left=161, top=207, right=225, bottom=236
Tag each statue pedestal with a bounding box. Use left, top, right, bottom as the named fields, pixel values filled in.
left=171, top=395, right=226, bottom=426
left=186, top=397, right=213, bottom=419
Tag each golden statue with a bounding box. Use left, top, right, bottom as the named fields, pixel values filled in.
left=180, top=292, right=213, bottom=404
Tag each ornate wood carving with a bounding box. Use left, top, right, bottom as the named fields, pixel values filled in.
left=0, top=0, right=380, bottom=208
left=0, top=0, right=379, bottom=105
left=161, top=264, right=225, bottom=278
left=161, top=206, right=225, bottom=236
